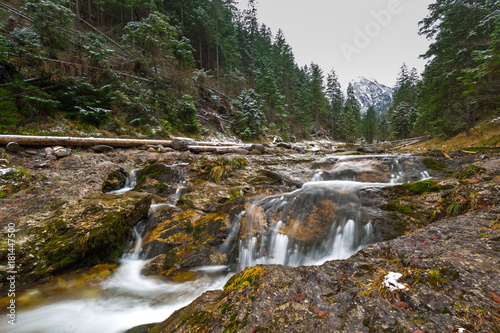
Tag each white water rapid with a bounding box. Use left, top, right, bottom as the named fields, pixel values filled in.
left=1, top=223, right=228, bottom=333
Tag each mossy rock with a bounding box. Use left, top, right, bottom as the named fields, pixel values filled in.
left=102, top=169, right=127, bottom=192
left=390, top=180, right=453, bottom=196
left=456, top=164, right=486, bottom=180
left=135, top=162, right=189, bottom=190
left=223, top=266, right=264, bottom=294
left=422, top=158, right=447, bottom=171
left=18, top=191, right=152, bottom=284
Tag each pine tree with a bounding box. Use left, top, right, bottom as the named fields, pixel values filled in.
left=341, top=83, right=361, bottom=143
left=233, top=89, right=265, bottom=140
left=417, top=0, right=499, bottom=137
left=362, top=105, right=377, bottom=144
left=326, top=69, right=343, bottom=138
left=309, top=63, right=327, bottom=135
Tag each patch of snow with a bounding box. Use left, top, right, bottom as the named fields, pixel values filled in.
left=383, top=272, right=407, bottom=291
left=0, top=168, right=12, bottom=176
left=490, top=116, right=500, bottom=124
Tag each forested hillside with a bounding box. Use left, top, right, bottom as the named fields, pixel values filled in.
left=0, top=0, right=498, bottom=143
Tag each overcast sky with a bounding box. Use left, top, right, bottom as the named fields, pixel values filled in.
left=236, top=0, right=435, bottom=89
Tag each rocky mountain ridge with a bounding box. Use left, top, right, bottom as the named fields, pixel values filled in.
left=351, top=77, right=394, bottom=115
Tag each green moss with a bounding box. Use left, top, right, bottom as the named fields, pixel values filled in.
left=422, top=158, right=447, bottom=171
left=185, top=220, right=194, bottom=234
left=187, top=311, right=211, bottom=326
left=31, top=194, right=151, bottom=280
left=0, top=166, right=32, bottom=197
left=391, top=180, right=452, bottom=196
left=193, top=225, right=205, bottom=238
left=381, top=200, right=415, bottom=214
left=202, top=157, right=249, bottom=183
left=457, top=165, right=485, bottom=180
left=178, top=196, right=196, bottom=209
left=136, top=163, right=167, bottom=185
left=224, top=266, right=264, bottom=293
left=220, top=303, right=233, bottom=314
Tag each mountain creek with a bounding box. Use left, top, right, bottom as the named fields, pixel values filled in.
left=0, top=142, right=499, bottom=332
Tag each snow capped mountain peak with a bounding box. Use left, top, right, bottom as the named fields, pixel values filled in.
left=349, top=77, right=394, bottom=115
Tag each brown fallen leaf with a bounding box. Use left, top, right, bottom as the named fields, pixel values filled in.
left=292, top=294, right=306, bottom=302
left=393, top=301, right=410, bottom=309
left=317, top=310, right=327, bottom=318
left=489, top=291, right=500, bottom=303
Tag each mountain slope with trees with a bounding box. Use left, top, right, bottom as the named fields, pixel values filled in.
left=0, top=0, right=498, bottom=144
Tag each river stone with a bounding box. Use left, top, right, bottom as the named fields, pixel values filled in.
left=45, top=147, right=54, bottom=156
left=249, top=144, right=266, bottom=153
left=138, top=209, right=500, bottom=333
left=357, top=146, right=383, bottom=153
left=91, top=145, right=114, bottom=153
left=53, top=146, right=71, bottom=157
left=171, top=138, right=198, bottom=151
left=6, top=142, right=21, bottom=152
left=0, top=191, right=152, bottom=286
left=277, top=142, right=292, bottom=149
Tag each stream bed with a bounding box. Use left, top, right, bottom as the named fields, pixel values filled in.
left=1, top=154, right=431, bottom=333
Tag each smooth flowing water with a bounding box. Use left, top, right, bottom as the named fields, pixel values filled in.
left=0, top=154, right=429, bottom=333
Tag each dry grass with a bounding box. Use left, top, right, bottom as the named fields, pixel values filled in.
left=401, top=116, right=500, bottom=153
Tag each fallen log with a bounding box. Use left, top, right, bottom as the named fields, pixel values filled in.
left=189, top=146, right=217, bottom=153
left=0, top=135, right=172, bottom=148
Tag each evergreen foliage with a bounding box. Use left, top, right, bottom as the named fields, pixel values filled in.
left=362, top=106, right=377, bottom=144
left=232, top=89, right=265, bottom=140
left=416, top=0, right=500, bottom=138
left=0, top=0, right=497, bottom=141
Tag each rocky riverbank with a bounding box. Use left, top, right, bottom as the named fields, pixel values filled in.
left=0, top=140, right=499, bottom=332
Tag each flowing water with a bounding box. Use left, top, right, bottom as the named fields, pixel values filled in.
left=1, top=154, right=430, bottom=332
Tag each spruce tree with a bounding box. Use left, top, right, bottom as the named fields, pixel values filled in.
left=326, top=69, right=343, bottom=138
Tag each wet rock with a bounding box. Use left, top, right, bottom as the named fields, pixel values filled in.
left=58, top=154, right=110, bottom=170
left=249, top=144, right=266, bottom=154
left=357, top=146, right=383, bottom=153
left=102, top=169, right=127, bottom=192
left=53, top=146, right=71, bottom=158
left=138, top=209, right=500, bottom=333
left=45, top=147, right=54, bottom=156
left=260, top=170, right=304, bottom=188
left=0, top=191, right=151, bottom=287
left=91, top=145, right=114, bottom=153
left=140, top=201, right=242, bottom=278
left=6, top=142, right=21, bottom=152
left=277, top=142, right=292, bottom=149
left=134, top=162, right=189, bottom=196
left=171, top=137, right=197, bottom=151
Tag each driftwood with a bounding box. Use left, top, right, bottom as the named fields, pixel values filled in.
left=0, top=135, right=172, bottom=148
left=0, top=135, right=246, bottom=149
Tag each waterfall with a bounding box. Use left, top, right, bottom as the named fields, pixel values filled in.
left=1, top=201, right=228, bottom=333
left=237, top=155, right=430, bottom=270
left=109, top=170, right=137, bottom=195
left=0, top=154, right=432, bottom=333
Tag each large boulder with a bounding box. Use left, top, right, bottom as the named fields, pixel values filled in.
left=137, top=209, right=500, bottom=333
left=0, top=191, right=151, bottom=288
left=171, top=138, right=198, bottom=151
